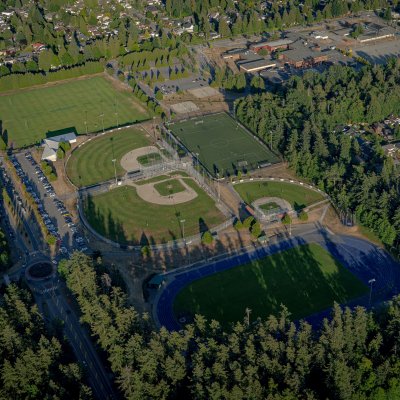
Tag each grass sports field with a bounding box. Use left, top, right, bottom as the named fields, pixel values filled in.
left=67, top=127, right=150, bottom=187
left=174, top=243, right=368, bottom=325
left=0, top=76, right=149, bottom=147
left=83, top=178, right=225, bottom=244
left=169, top=113, right=279, bottom=177
left=235, top=181, right=324, bottom=210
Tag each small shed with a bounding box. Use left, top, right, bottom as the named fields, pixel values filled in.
left=148, top=274, right=165, bottom=289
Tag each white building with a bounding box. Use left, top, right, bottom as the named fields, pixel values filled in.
left=41, top=132, right=77, bottom=162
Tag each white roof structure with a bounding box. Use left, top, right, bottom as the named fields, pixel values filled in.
left=41, top=132, right=77, bottom=161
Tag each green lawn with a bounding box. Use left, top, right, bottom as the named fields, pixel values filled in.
left=67, top=127, right=150, bottom=187
left=137, top=152, right=162, bottom=166
left=174, top=243, right=368, bottom=325
left=0, top=75, right=149, bottom=148
left=83, top=178, right=225, bottom=244
left=135, top=175, right=170, bottom=186
left=154, top=179, right=186, bottom=196
left=235, top=181, right=324, bottom=210
left=169, top=113, right=279, bottom=177
left=260, top=202, right=280, bottom=211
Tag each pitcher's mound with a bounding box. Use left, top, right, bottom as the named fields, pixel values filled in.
left=121, top=146, right=160, bottom=172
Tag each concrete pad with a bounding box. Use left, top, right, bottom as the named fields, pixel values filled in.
left=188, top=86, right=220, bottom=98
left=170, top=101, right=200, bottom=114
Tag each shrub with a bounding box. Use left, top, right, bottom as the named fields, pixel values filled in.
left=201, top=231, right=213, bottom=245
left=234, top=219, right=244, bottom=230
left=282, top=214, right=292, bottom=225
left=251, top=222, right=262, bottom=238
left=243, top=216, right=255, bottom=229
left=141, top=245, right=150, bottom=257
left=298, top=210, right=308, bottom=221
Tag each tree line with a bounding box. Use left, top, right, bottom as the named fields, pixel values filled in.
left=165, top=0, right=393, bottom=37
left=235, top=59, right=400, bottom=249
left=0, top=283, right=92, bottom=399
left=58, top=252, right=400, bottom=399
left=0, top=61, right=104, bottom=92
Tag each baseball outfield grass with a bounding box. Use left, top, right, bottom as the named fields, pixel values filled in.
left=0, top=75, right=149, bottom=148
left=67, top=127, right=150, bottom=187
left=234, top=181, right=325, bottom=210
left=173, top=243, right=368, bottom=325
left=83, top=178, right=225, bottom=244
left=169, top=113, right=279, bottom=177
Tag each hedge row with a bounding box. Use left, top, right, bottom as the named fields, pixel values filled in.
left=0, top=61, right=105, bottom=92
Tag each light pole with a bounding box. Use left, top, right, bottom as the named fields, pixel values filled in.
left=100, top=113, right=105, bottom=133
left=245, top=307, right=252, bottom=327
left=112, top=159, right=117, bottom=185
left=180, top=219, right=185, bottom=241
left=368, top=278, right=376, bottom=306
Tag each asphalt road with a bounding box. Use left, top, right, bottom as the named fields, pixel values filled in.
left=30, top=277, right=116, bottom=400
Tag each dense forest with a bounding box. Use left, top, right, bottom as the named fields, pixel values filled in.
left=0, top=283, right=92, bottom=399
left=59, top=252, right=400, bottom=400
left=0, top=227, right=10, bottom=272
left=165, top=0, right=394, bottom=36
left=235, top=60, right=400, bottom=249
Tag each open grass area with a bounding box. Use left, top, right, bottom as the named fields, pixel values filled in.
left=260, top=202, right=280, bottom=211
left=137, top=152, right=162, bottom=166
left=83, top=178, right=225, bottom=244
left=174, top=243, right=368, bottom=325
left=67, top=127, right=150, bottom=187
left=154, top=179, right=186, bottom=196
left=0, top=75, right=149, bottom=148
left=235, top=181, right=325, bottom=210
left=169, top=113, right=279, bottom=177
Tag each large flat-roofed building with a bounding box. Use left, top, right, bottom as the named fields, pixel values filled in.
left=279, top=45, right=328, bottom=68
left=250, top=38, right=293, bottom=53
left=222, top=48, right=247, bottom=60
left=238, top=58, right=277, bottom=73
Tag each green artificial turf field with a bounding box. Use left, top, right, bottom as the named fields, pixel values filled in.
left=154, top=178, right=186, bottom=196
left=0, top=76, right=149, bottom=147
left=235, top=181, right=325, bottom=210
left=174, top=243, right=368, bottom=325
left=169, top=113, right=279, bottom=177
left=67, top=127, right=150, bottom=187
left=83, top=178, right=225, bottom=244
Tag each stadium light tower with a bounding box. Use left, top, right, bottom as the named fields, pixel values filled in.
left=112, top=159, right=117, bottom=185
left=368, top=278, right=376, bottom=306
left=180, top=219, right=185, bottom=242
left=245, top=307, right=252, bottom=327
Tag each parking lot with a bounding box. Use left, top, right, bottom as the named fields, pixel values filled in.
left=16, top=152, right=88, bottom=258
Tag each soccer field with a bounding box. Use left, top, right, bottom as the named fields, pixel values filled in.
left=173, top=243, right=368, bottom=326
left=67, top=127, right=150, bottom=187
left=83, top=178, right=226, bottom=245
left=0, top=76, right=149, bottom=148
left=169, top=113, right=279, bottom=177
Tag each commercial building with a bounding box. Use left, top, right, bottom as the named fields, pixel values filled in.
left=238, top=58, right=277, bottom=73
left=250, top=38, right=293, bottom=53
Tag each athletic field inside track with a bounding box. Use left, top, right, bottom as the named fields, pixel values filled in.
left=83, top=178, right=226, bottom=245
left=169, top=113, right=279, bottom=177
left=0, top=76, right=149, bottom=147
left=173, top=243, right=368, bottom=326
left=67, top=127, right=150, bottom=187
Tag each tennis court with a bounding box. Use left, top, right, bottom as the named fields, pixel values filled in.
left=169, top=113, right=279, bottom=177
